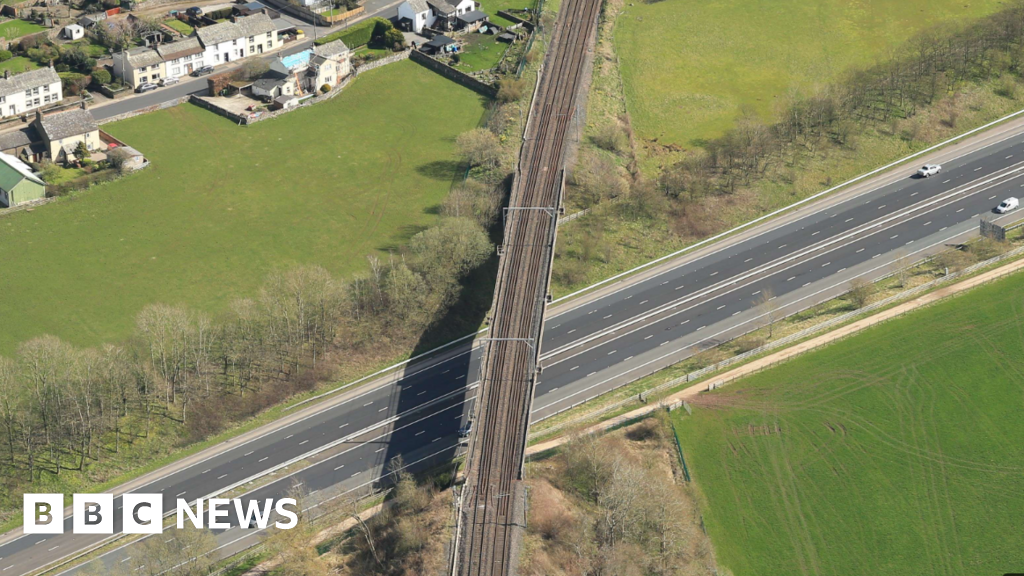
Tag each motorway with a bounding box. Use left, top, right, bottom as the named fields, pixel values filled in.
left=4, top=87, right=1024, bottom=576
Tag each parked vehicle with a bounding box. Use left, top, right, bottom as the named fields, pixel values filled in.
left=186, top=6, right=203, bottom=16
left=135, top=82, right=158, bottom=93
left=916, top=164, right=942, bottom=177
left=159, top=76, right=179, bottom=86
left=191, top=65, right=215, bottom=77
left=995, top=197, right=1019, bottom=214
left=458, top=420, right=473, bottom=438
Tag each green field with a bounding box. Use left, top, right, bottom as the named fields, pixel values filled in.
left=0, top=18, right=44, bottom=40
left=163, top=18, right=194, bottom=35
left=615, top=0, right=1007, bottom=148
left=0, top=60, right=486, bottom=354
left=476, top=0, right=534, bottom=27
left=675, top=271, right=1024, bottom=575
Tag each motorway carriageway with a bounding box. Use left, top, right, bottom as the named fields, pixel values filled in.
left=5, top=129, right=1024, bottom=576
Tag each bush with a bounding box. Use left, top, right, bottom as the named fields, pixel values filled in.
left=90, top=68, right=111, bottom=86
left=383, top=28, right=404, bottom=49
left=496, top=77, right=526, bottom=103
left=0, top=50, right=12, bottom=62
left=593, top=123, right=627, bottom=153
left=320, top=83, right=330, bottom=93
left=847, top=277, right=875, bottom=309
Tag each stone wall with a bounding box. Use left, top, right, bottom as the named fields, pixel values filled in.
left=409, top=49, right=498, bottom=99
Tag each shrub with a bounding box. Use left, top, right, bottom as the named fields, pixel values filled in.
left=593, top=123, right=627, bottom=153
left=496, top=77, right=526, bottom=103
left=320, top=83, right=330, bottom=93
left=847, top=277, right=875, bottom=309
left=383, top=28, right=404, bottom=48
left=0, top=50, right=12, bottom=62
left=90, top=68, right=111, bottom=86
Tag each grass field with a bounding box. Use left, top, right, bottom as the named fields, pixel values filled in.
left=163, top=18, right=194, bottom=35
left=476, top=0, right=534, bottom=26
left=0, top=60, right=486, bottom=354
left=614, top=0, right=1007, bottom=148
left=674, top=271, right=1024, bottom=575
left=0, top=18, right=44, bottom=40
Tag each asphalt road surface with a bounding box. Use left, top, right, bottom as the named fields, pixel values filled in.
left=5, top=111, right=1024, bottom=576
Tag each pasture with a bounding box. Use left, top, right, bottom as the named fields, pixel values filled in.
left=614, top=0, right=1007, bottom=148
left=0, top=60, right=487, bottom=354
left=675, top=270, right=1024, bottom=575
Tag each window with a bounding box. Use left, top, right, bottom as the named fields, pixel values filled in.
left=266, top=32, right=272, bottom=38
left=215, top=53, right=220, bottom=62
left=0, top=96, right=5, bottom=103
left=24, top=89, right=30, bottom=97
left=33, top=87, right=39, bottom=95
left=43, top=84, right=49, bottom=93
left=249, top=46, right=254, bottom=54
left=32, top=98, right=39, bottom=106
left=249, top=36, right=254, bottom=42
left=173, top=67, right=180, bottom=75
left=232, top=39, right=237, bottom=45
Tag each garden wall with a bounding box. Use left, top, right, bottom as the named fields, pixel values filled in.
left=409, top=49, right=498, bottom=99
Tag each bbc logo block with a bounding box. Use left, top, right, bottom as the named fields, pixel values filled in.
left=24, top=494, right=298, bottom=535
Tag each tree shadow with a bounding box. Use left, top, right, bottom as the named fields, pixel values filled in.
left=416, top=160, right=464, bottom=181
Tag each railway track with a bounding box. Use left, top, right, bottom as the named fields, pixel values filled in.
left=455, top=0, right=602, bottom=574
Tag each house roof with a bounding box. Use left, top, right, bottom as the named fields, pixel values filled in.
left=405, top=0, right=428, bottom=13
left=242, top=1, right=266, bottom=10
left=235, top=12, right=275, bottom=37
left=0, top=67, right=60, bottom=98
left=0, top=151, right=44, bottom=191
left=0, top=127, right=38, bottom=152
left=457, top=9, right=486, bottom=22
left=196, top=20, right=241, bottom=46
left=37, top=108, right=98, bottom=142
left=156, top=37, right=203, bottom=60
left=123, top=46, right=163, bottom=68
left=424, top=34, right=455, bottom=48
left=275, top=94, right=296, bottom=104
left=313, top=39, right=349, bottom=58
left=277, top=49, right=311, bottom=70
left=428, top=0, right=456, bottom=14
left=254, top=71, right=291, bottom=91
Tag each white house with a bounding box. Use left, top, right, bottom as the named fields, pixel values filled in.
left=397, top=0, right=475, bottom=33
left=156, top=37, right=206, bottom=79
left=308, top=39, right=350, bottom=91
left=197, top=12, right=277, bottom=66
left=0, top=66, right=63, bottom=119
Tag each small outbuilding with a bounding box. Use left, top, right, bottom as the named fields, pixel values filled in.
left=421, top=34, right=456, bottom=54
left=63, top=24, right=85, bottom=40
left=0, top=151, right=45, bottom=207
left=457, top=10, right=487, bottom=27
left=272, top=94, right=298, bottom=110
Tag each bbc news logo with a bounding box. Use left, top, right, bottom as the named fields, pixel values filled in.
left=24, top=494, right=299, bottom=535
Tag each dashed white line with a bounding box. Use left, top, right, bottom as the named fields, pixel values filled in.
left=415, top=431, right=425, bottom=436
left=176, top=491, right=186, bottom=498
left=778, top=244, right=787, bottom=249
left=716, top=304, right=726, bottom=310
left=821, top=262, right=830, bottom=267
left=786, top=276, right=795, bottom=281
left=363, top=402, right=373, bottom=407
left=942, top=179, right=951, bottom=183
left=375, top=448, right=385, bottom=453
left=607, top=350, right=617, bottom=355
left=744, top=257, right=753, bottom=263
left=872, top=253, right=881, bottom=258
left=811, top=231, right=820, bottom=236
left=218, top=474, right=227, bottom=480
left=890, top=234, right=899, bottom=239
left=856, top=248, right=865, bottom=253
left=299, top=440, right=309, bottom=446
left=956, top=208, right=964, bottom=213
left=603, top=314, right=612, bottom=319
left=990, top=195, right=998, bottom=200
left=845, top=218, right=854, bottom=223
left=243, top=451, right=253, bottom=457
left=334, top=464, right=345, bottom=471
left=639, top=300, right=648, bottom=305
left=202, top=469, right=210, bottom=474
left=644, top=335, right=654, bottom=340
left=570, top=365, right=580, bottom=370
left=378, top=407, right=387, bottom=412
left=659, top=341, right=669, bottom=347
left=680, top=319, right=690, bottom=325
left=910, top=192, right=918, bottom=197
left=285, top=434, right=293, bottom=439
left=588, top=371, right=597, bottom=377
left=675, top=284, right=686, bottom=290
left=837, top=268, right=846, bottom=273
left=975, top=167, right=983, bottom=171
left=567, top=329, right=576, bottom=334
left=709, top=271, right=719, bottom=277
left=803, top=282, right=811, bottom=287
left=339, top=423, right=349, bottom=429
left=732, top=311, right=740, bottom=316
left=923, top=221, right=932, bottom=226
left=751, top=290, right=760, bottom=296
left=259, top=457, right=268, bottom=462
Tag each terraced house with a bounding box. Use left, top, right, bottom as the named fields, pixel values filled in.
left=113, top=12, right=278, bottom=87
left=0, top=66, right=62, bottom=118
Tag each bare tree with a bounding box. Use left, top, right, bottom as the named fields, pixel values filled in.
left=847, top=277, right=875, bottom=309
left=757, top=287, right=780, bottom=338
left=891, top=249, right=912, bottom=288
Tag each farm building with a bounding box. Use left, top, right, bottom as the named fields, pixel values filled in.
left=0, top=152, right=45, bottom=207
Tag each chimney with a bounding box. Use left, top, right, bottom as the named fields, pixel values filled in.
left=80, top=101, right=87, bottom=110
left=3, top=70, right=9, bottom=80
left=48, top=59, right=54, bottom=68
left=35, top=109, right=42, bottom=123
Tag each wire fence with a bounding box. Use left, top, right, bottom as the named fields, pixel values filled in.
left=528, top=243, right=1024, bottom=440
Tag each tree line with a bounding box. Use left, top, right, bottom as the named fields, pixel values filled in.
left=659, top=1, right=1024, bottom=205
left=0, top=182, right=502, bottom=504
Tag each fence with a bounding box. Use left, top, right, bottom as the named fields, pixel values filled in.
left=528, top=242, right=1024, bottom=440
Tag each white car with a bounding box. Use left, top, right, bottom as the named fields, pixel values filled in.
left=995, top=197, right=1019, bottom=214
left=159, top=76, right=179, bottom=87
left=917, top=164, right=942, bottom=177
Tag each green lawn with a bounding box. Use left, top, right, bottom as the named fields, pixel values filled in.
left=674, top=271, right=1024, bottom=576
left=476, top=0, right=535, bottom=26
left=163, top=18, right=194, bottom=35
left=455, top=33, right=507, bottom=72
left=0, top=60, right=486, bottom=354
left=0, top=18, right=44, bottom=40
left=0, top=56, right=37, bottom=75
left=615, top=0, right=1008, bottom=148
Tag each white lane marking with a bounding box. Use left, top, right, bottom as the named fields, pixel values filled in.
left=417, top=390, right=427, bottom=395
left=378, top=407, right=387, bottom=412
left=890, top=234, right=899, bottom=239
left=778, top=244, right=787, bottom=249
left=363, top=402, right=373, bottom=407
left=710, top=271, right=719, bottom=276
left=121, top=558, right=131, bottom=564
left=837, top=268, right=846, bottom=273
left=751, top=290, right=761, bottom=296
left=202, top=469, right=210, bottom=474
left=680, top=319, right=690, bottom=325
left=956, top=208, right=964, bottom=213
left=660, top=341, right=669, bottom=346
left=811, top=231, right=820, bottom=236
left=588, top=371, right=597, bottom=376
left=567, top=329, right=576, bottom=334
left=744, top=257, right=753, bottom=263
left=299, top=440, right=309, bottom=446
left=218, top=474, right=227, bottom=480
left=607, top=350, right=617, bottom=355
left=259, top=456, right=268, bottom=462
left=942, top=179, right=951, bottom=183
left=415, top=431, right=425, bottom=436
left=285, top=434, right=293, bottom=439
left=697, top=325, right=706, bottom=331
left=910, top=192, right=918, bottom=196
left=716, top=304, right=726, bottom=310
left=975, top=167, right=983, bottom=171
left=644, top=335, right=654, bottom=340
left=375, top=448, right=384, bottom=453
left=4, top=566, right=14, bottom=571
left=603, top=314, right=612, bottom=319
left=878, top=204, right=886, bottom=209
left=732, top=311, right=740, bottom=316
left=940, top=226, right=947, bottom=231
left=845, top=218, right=854, bottom=223
left=990, top=195, right=998, bottom=200
left=243, top=451, right=253, bottom=457
left=873, top=254, right=881, bottom=258
left=339, top=423, right=349, bottom=429
left=441, top=369, right=450, bottom=374
left=176, top=491, right=186, bottom=497
left=48, top=547, right=58, bottom=552
left=803, top=282, right=811, bottom=287
left=786, top=276, right=795, bottom=281
left=856, top=248, right=865, bottom=253
left=334, top=464, right=345, bottom=470
left=906, top=240, right=914, bottom=245
left=432, top=438, right=441, bottom=443
left=351, top=471, right=361, bottom=477
left=639, top=300, right=648, bottom=305
left=624, top=356, right=633, bottom=361
left=923, top=221, right=932, bottom=226
left=821, top=262, right=830, bottom=267
left=570, top=365, right=580, bottom=370
left=1008, top=155, right=1014, bottom=159
left=675, top=284, right=686, bottom=290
